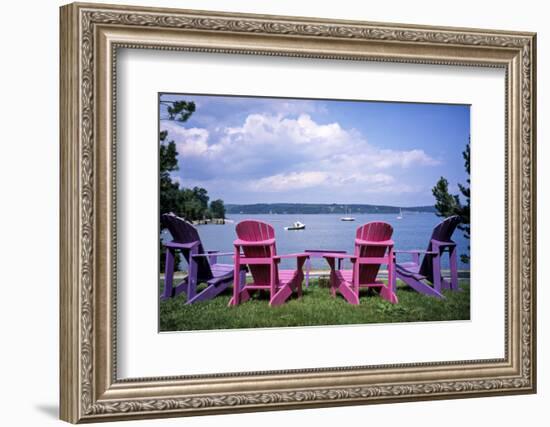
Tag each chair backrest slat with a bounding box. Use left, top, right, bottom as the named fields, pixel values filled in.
left=354, top=222, right=393, bottom=284
left=235, top=220, right=276, bottom=285
left=161, top=213, right=213, bottom=281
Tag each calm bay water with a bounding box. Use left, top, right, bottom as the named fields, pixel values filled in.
left=163, top=213, right=470, bottom=271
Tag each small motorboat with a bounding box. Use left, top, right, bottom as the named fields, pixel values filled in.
left=285, top=221, right=306, bottom=230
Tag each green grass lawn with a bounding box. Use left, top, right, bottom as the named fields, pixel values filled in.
left=159, top=277, right=470, bottom=331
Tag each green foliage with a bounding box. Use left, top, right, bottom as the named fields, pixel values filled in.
left=159, top=279, right=471, bottom=331
left=159, top=134, right=181, bottom=215
left=432, top=177, right=460, bottom=218
left=432, top=141, right=471, bottom=263
left=457, top=143, right=471, bottom=263
left=167, top=100, right=196, bottom=121
left=191, top=187, right=209, bottom=210
left=209, top=199, right=226, bottom=219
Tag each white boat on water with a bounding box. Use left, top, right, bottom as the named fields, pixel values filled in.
left=285, top=221, right=306, bottom=230
left=396, top=208, right=403, bottom=220
left=340, top=207, right=355, bottom=221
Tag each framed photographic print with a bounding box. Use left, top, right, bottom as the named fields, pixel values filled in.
left=60, top=2, right=537, bottom=423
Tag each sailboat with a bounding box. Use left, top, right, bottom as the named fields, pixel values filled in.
left=396, top=208, right=403, bottom=220
left=340, top=206, right=355, bottom=221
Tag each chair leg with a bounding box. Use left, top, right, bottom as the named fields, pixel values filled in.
left=432, top=244, right=442, bottom=295
left=379, top=286, right=398, bottom=304
left=270, top=284, right=292, bottom=306
left=230, top=247, right=241, bottom=306
left=381, top=250, right=398, bottom=304
left=240, top=269, right=246, bottom=290
left=187, top=246, right=198, bottom=302
left=352, top=262, right=360, bottom=299
left=269, top=260, right=277, bottom=302
left=388, top=248, right=396, bottom=294
left=305, top=257, right=311, bottom=288
left=161, top=249, right=175, bottom=300
left=229, top=270, right=250, bottom=306
left=449, top=245, right=459, bottom=291
left=330, top=272, right=337, bottom=298
left=325, top=257, right=337, bottom=297
left=295, top=277, right=303, bottom=299
left=336, top=280, right=359, bottom=305
left=296, top=260, right=303, bottom=298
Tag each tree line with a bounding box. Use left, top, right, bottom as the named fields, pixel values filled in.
left=225, top=203, right=435, bottom=215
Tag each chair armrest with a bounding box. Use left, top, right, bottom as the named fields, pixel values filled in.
left=273, top=253, right=310, bottom=261
left=234, top=238, right=276, bottom=247
left=431, top=239, right=456, bottom=248
left=304, top=249, right=346, bottom=254
left=191, top=251, right=234, bottom=258
left=323, top=253, right=356, bottom=270
left=163, top=241, right=199, bottom=250
left=355, top=239, right=394, bottom=247
left=394, top=249, right=438, bottom=255
left=323, top=253, right=356, bottom=260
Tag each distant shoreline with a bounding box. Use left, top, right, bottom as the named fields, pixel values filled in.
left=225, top=203, right=435, bottom=215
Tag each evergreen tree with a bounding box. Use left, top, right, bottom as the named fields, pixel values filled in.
left=432, top=177, right=460, bottom=219
left=432, top=141, right=470, bottom=263
left=457, top=142, right=471, bottom=259
left=159, top=130, right=181, bottom=215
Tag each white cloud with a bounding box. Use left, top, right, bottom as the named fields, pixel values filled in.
left=161, top=112, right=440, bottom=198
left=223, top=113, right=350, bottom=149
left=249, top=171, right=328, bottom=191
left=161, top=121, right=209, bottom=156
left=373, top=149, right=440, bottom=168
left=249, top=171, right=396, bottom=193
left=218, top=113, right=437, bottom=170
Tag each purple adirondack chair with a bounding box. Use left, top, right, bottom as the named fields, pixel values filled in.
left=324, top=222, right=398, bottom=305
left=395, top=215, right=461, bottom=299
left=229, top=220, right=309, bottom=307
left=161, top=213, right=245, bottom=304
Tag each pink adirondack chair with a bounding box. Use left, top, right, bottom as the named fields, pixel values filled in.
left=324, top=222, right=398, bottom=305
left=229, top=220, right=309, bottom=307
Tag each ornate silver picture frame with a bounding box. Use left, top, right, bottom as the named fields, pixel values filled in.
left=60, top=2, right=536, bottom=423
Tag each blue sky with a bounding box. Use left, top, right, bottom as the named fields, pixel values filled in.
left=159, top=93, right=470, bottom=206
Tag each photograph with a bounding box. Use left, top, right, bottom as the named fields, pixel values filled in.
left=158, top=93, right=471, bottom=331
